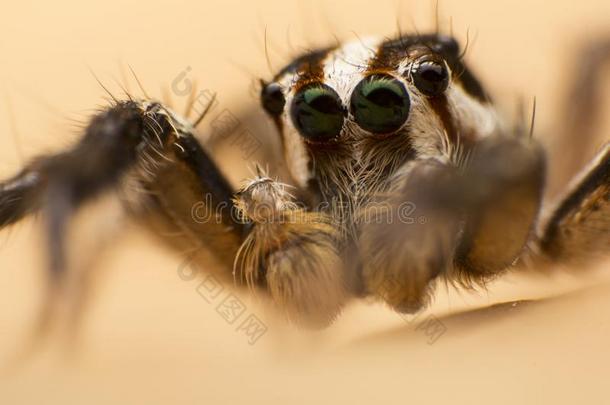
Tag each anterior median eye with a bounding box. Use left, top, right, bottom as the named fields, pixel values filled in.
left=350, top=74, right=410, bottom=134
left=290, top=83, right=345, bottom=142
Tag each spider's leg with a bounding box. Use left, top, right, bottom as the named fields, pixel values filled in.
left=0, top=100, right=246, bottom=341
left=549, top=38, right=610, bottom=196
left=0, top=101, right=163, bottom=345
left=0, top=100, right=246, bottom=275
left=360, top=136, right=545, bottom=313
left=144, top=130, right=245, bottom=269
left=0, top=101, right=163, bottom=278
left=233, top=176, right=346, bottom=328
left=539, top=142, right=609, bottom=262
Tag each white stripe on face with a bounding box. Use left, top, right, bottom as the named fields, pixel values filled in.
left=321, top=36, right=382, bottom=104
left=272, top=38, right=383, bottom=188
left=271, top=35, right=502, bottom=190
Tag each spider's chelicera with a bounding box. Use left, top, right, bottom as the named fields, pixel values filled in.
left=1, top=33, right=608, bottom=328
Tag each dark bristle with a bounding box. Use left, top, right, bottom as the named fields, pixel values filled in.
left=272, top=46, right=336, bottom=85
left=366, top=33, right=488, bottom=102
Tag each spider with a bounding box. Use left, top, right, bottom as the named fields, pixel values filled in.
left=0, top=32, right=608, bottom=330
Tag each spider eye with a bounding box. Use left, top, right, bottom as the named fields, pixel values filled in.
left=290, top=83, right=345, bottom=141
left=411, top=59, right=450, bottom=97
left=350, top=74, right=411, bottom=134
left=261, top=82, right=286, bottom=116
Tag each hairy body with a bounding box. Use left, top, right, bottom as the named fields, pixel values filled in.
left=0, top=33, right=608, bottom=330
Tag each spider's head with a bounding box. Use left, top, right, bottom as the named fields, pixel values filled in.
left=260, top=34, right=503, bottom=195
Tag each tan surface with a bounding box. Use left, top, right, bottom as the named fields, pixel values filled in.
left=0, top=1, right=609, bottom=404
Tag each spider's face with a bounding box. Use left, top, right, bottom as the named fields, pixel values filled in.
left=261, top=34, right=503, bottom=197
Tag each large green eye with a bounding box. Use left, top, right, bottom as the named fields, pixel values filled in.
left=350, top=74, right=410, bottom=134
left=290, top=83, right=345, bottom=141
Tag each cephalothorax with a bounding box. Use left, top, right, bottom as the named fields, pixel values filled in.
left=1, top=33, right=608, bottom=329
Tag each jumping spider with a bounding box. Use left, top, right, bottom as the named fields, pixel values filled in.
left=0, top=33, right=608, bottom=329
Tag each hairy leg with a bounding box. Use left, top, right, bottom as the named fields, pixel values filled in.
left=539, top=142, right=609, bottom=262
left=360, top=136, right=545, bottom=312
left=143, top=129, right=245, bottom=270
left=1, top=101, right=160, bottom=279
left=0, top=100, right=246, bottom=340
left=233, top=175, right=347, bottom=328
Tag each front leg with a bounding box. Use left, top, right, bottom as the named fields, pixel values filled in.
left=360, top=136, right=545, bottom=313
left=0, top=100, right=247, bottom=340
left=234, top=176, right=347, bottom=328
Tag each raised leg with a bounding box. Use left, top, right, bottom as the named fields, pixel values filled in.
left=0, top=100, right=245, bottom=278
left=144, top=128, right=245, bottom=270
left=1, top=101, right=160, bottom=278
left=0, top=100, right=246, bottom=342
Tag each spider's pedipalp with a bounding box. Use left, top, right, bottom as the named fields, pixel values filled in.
left=452, top=136, right=546, bottom=282
left=360, top=135, right=546, bottom=310
left=234, top=176, right=347, bottom=328
left=359, top=158, right=461, bottom=312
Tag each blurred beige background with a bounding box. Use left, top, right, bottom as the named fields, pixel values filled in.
left=0, top=0, right=609, bottom=404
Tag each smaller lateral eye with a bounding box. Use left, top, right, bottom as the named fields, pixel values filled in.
left=261, top=82, right=286, bottom=116
left=411, top=58, right=450, bottom=97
